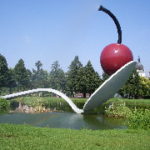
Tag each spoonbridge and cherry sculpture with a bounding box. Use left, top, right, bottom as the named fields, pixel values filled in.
left=0, top=6, right=136, bottom=114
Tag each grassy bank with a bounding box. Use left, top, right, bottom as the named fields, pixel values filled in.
left=106, top=98, right=150, bottom=110
left=10, top=97, right=86, bottom=112
left=0, top=124, right=150, bottom=150
left=9, top=97, right=150, bottom=112
left=11, top=97, right=150, bottom=107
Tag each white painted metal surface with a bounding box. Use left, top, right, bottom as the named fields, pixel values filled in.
left=1, top=88, right=83, bottom=114
left=83, top=61, right=136, bottom=111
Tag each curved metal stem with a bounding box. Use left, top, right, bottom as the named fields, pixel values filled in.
left=99, top=5, right=122, bottom=44
left=1, top=88, right=83, bottom=114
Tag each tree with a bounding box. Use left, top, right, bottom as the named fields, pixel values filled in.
left=101, top=72, right=109, bottom=81
left=66, top=56, right=83, bottom=97
left=26, top=69, right=32, bottom=89
left=31, top=60, right=49, bottom=88
left=138, top=77, right=150, bottom=98
left=14, top=59, right=30, bottom=90
left=85, top=61, right=102, bottom=95
left=0, top=54, right=9, bottom=88
left=49, top=61, right=66, bottom=92
left=35, top=61, right=42, bottom=71
left=76, top=61, right=102, bottom=97
left=119, top=70, right=141, bottom=98
left=7, top=68, right=16, bottom=93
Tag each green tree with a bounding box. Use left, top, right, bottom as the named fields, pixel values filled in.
left=119, top=70, right=141, bottom=98
left=26, top=69, right=32, bottom=89
left=14, top=59, right=30, bottom=90
left=102, top=72, right=109, bottom=81
left=66, top=56, right=83, bottom=97
left=76, top=61, right=102, bottom=97
left=7, top=68, right=17, bottom=94
left=0, top=54, right=9, bottom=88
left=35, top=61, right=42, bottom=71
left=138, top=77, right=150, bottom=98
left=31, top=60, right=49, bottom=88
left=85, top=61, right=102, bottom=95
left=49, top=61, right=66, bottom=92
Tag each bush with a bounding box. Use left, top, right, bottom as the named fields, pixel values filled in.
left=105, top=98, right=150, bottom=110
left=128, top=109, right=150, bottom=130
left=0, top=98, right=9, bottom=112
left=105, top=101, right=132, bottom=118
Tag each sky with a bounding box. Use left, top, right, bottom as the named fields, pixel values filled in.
left=0, top=0, right=150, bottom=75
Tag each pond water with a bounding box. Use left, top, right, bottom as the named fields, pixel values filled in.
left=0, top=112, right=126, bottom=130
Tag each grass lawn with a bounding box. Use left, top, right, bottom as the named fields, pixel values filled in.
left=0, top=124, right=150, bottom=150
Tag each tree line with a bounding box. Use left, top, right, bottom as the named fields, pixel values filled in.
left=0, top=54, right=102, bottom=97
left=0, top=53, right=150, bottom=98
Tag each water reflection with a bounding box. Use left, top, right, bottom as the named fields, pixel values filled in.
left=0, top=112, right=126, bottom=130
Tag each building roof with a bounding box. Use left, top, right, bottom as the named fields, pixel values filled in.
left=136, top=56, right=144, bottom=71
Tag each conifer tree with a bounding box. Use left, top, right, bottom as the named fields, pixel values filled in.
left=32, top=60, right=49, bottom=88
left=14, top=59, right=30, bottom=90
left=0, top=54, right=9, bottom=88
left=67, top=56, right=83, bottom=97
left=77, top=61, right=102, bottom=97
left=49, top=61, right=66, bottom=92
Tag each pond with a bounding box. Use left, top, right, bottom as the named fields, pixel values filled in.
left=0, top=112, right=126, bottom=130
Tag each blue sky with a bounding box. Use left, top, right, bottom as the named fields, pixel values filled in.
left=0, top=0, right=150, bottom=75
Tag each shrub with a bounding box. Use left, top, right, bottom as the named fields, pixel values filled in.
left=0, top=98, right=9, bottom=112
left=128, top=109, right=150, bottom=130
left=105, top=101, right=132, bottom=118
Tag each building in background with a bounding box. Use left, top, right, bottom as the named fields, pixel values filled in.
left=136, top=56, right=146, bottom=77
left=136, top=57, right=149, bottom=78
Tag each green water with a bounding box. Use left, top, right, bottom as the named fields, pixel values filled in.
left=0, top=112, right=126, bottom=130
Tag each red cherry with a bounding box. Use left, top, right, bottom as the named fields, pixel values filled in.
left=98, top=6, right=134, bottom=75
left=100, top=43, right=133, bottom=75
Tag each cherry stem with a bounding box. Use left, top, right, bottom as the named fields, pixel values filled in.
left=98, top=5, right=122, bottom=44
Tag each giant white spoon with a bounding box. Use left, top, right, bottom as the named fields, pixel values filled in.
left=1, top=61, right=136, bottom=114
left=83, top=61, right=136, bottom=111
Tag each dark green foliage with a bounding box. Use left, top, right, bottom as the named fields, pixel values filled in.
left=7, top=69, right=17, bottom=93
left=67, top=56, right=83, bottom=96
left=102, top=72, right=110, bottom=81
left=0, top=98, right=9, bottom=112
left=49, top=61, right=66, bottom=92
left=14, top=59, right=31, bottom=90
left=76, top=61, right=102, bottom=97
left=0, top=54, right=9, bottom=88
left=35, top=60, right=42, bottom=71
left=31, top=60, right=49, bottom=88
left=119, top=70, right=141, bottom=98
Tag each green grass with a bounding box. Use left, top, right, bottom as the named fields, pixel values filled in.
left=10, top=97, right=86, bottom=111
left=1, top=98, right=150, bottom=149
left=0, top=124, right=150, bottom=150
left=9, top=97, right=150, bottom=113
left=106, top=98, right=150, bottom=110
